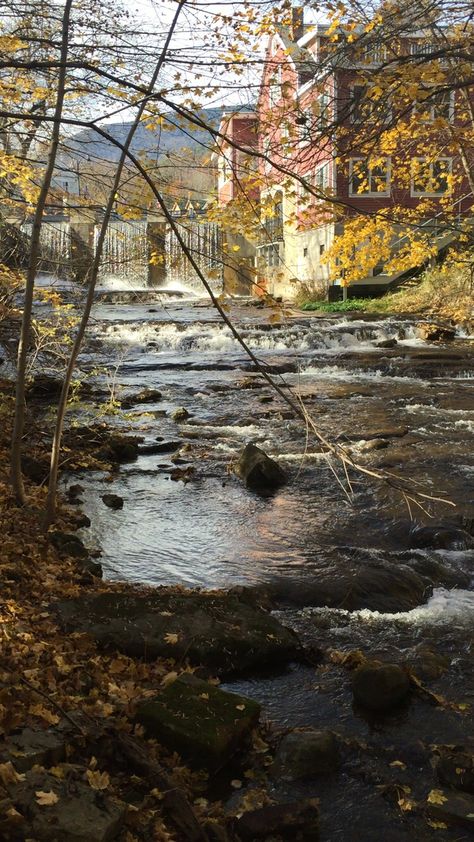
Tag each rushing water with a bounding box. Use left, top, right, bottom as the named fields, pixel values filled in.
left=66, top=294, right=474, bottom=840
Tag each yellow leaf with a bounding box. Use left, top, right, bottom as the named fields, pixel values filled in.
left=427, top=820, right=448, bottom=829
left=164, top=633, right=179, bottom=645
left=428, top=789, right=448, bottom=805
left=86, top=769, right=110, bottom=791
left=29, top=703, right=60, bottom=726
left=35, top=790, right=59, bottom=806
left=398, top=797, right=415, bottom=812
left=236, top=704, right=246, bottom=711
left=161, top=671, right=178, bottom=687
left=231, top=779, right=242, bottom=789
left=0, top=762, right=25, bottom=786
left=390, top=760, right=407, bottom=769
left=199, top=692, right=210, bottom=700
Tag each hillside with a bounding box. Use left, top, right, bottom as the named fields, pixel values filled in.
left=64, top=107, right=226, bottom=164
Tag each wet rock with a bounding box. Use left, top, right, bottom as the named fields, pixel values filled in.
left=418, top=322, right=456, bottom=342
left=233, top=798, right=319, bottom=841
left=105, top=433, right=141, bottom=463
left=358, top=438, right=390, bottom=451
left=0, top=727, right=65, bottom=772
left=67, top=483, right=84, bottom=501
left=375, top=338, right=398, bottom=348
left=21, top=453, right=50, bottom=485
left=138, top=440, right=181, bottom=455
left=172, top=407, right=191, bottom=422
left=77, top=556, right=103, bottom=579
left=50, top=531, right=89, bottom=559
left=101, top=493, right=124, bottom=510
left=426, top=789, right=474, bottom=829
left=53, top=589, right=300, bottom=675
left=69, top=511, right=91, bottom=528
left=341, top=425, right=408, bottom=441
left=136, top=674, right=260, bottom=769
left=121, top=387, right=162, bottom=408
left=236, top=443, right=286, bottom=495
left=271, top=729, right=340, bottom=781
left=407, top=646, right=450, bottom=681
left=352, top=661, right=410, bottom=712
left=6, top=768, right=125, bottom=841
left=409, top=523, right=474, bottom=550
left=27, top=374, right=64, bottom=400
left=436, top=751, right=474, bottom=793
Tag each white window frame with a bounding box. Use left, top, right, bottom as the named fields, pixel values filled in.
left=410, top=157, right=453, bottom=197
left=413, top=90, right=454, bottom=123
left=349, top=83, right=391, bottom=124
left=356, top=42, right=387, bottom=67
left=410, top=42, right=436, bottom=56
left=314, top=162, right=330, bottom=192
left=349, top=157, right=391, bottom=197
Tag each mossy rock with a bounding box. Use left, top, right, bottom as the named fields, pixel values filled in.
left=136, top=674, right=260, bottom=768
left=53, top=589, right=300, bottom=675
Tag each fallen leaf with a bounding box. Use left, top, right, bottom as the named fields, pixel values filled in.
left=236, top=704, right=246, bottom=711
left=199, top=693, right=209, bottom=701
left=29, top=703, right=60, bottom=726
left=427, top=819, right=448, bottom=829
left=86, top=769, right=110, bottom=790
left=427, top=789, right=448, bottom=805
left=35, top=790, right=59, bottom=806
left=0, top=762, right=25, bottom=786
left=161, top=671, right=178, bottom=687
left=390, top=760, right=407, bottom=769
left=231, top=779, right=242, bottom=789
left=164, top=633, right=179, bottom=645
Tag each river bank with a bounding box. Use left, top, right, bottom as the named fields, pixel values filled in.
left=1, top=300, right=474, bottom=840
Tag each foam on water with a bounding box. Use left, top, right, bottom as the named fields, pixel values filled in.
left=304, top=587, right=474, bottom=626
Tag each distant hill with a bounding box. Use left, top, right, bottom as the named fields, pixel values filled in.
left=65, top=107, right=226, bottom=164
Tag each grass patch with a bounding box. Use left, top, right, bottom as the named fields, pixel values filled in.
left=301, top=298, right=368, bottom=312
left=298, top=262, right=473, bottom=323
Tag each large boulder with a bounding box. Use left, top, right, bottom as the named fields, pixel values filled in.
left=136, top=674, right=260, bottom=769
left=271, top=729, right=340, bottom=781
left=409, top=523, right=474, bottom=551
left=233, top=799, right=319, bottom=841
left=418, top=322, right=455, bottom=342
left=236, top=443, right=286, bottom=495
left=352, top=661, right=410, bottom=712
left=437, top=751, right=474, bottom=794
left=121, top=387, right=162, bottom=409
left=53, top=589, right=300, bottom=675
left=3, top=768, right=125, bottom=842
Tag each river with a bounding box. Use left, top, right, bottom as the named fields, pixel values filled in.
left=69, top=291, right=474, bottom=840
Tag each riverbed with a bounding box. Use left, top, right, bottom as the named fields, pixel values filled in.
left=70, top=295, right=474, bottom=840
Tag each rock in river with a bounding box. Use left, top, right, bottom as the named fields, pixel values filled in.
left=101, top=493, right=124, bottom=510
left=53, top=589, right=300, bottom=675
left=233, top=798, right=319, bottom=841
left=236, top=443, right=286, bottom=495
left=352, top=661, right=411, bottom=712
left=136, top=673, right=260, bottom=769
left=271, top=729, right=340, bottom=781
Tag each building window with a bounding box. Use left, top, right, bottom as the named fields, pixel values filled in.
left=269, top=66, right=282, bottom=107
left=349, top=84, right=391, bottom=124
left=413, top=90, right=454, bottom=123
left=312, top=92, right=330, bottom=129
left=314, top=162, right=330, bottom=191
left=349, top=158, right=390, bottom=196
left=411, top=157, right=452, bottom=196
left=295, top=112, right=310, bottom=143
left=359, top=42, right=387, bottom=65
left=410, top=41, right=436, bottom=56
left=259, top=243, right=282, bottom=267
left=319, top=243, right=325, bottom=256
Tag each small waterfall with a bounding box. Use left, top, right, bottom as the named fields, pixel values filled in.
left=166, top=219, right=223, bottom=295
left=22, top=218, right=71, bottom=277
left=98, top=219, right=148, bottom=288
